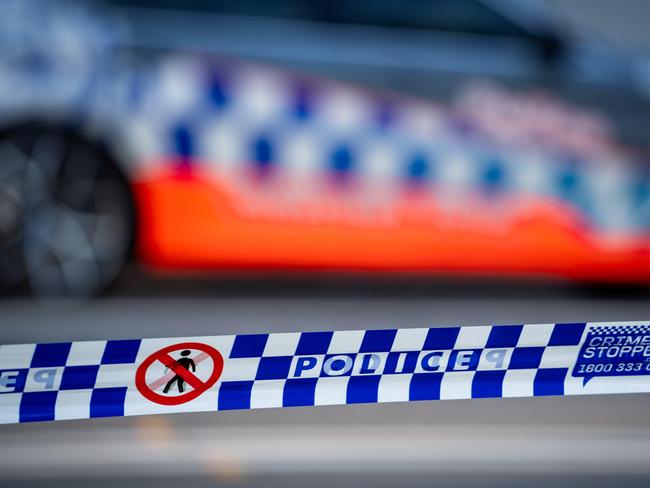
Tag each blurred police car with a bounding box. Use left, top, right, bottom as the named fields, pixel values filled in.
left=1, top=0, right=649, bottom=297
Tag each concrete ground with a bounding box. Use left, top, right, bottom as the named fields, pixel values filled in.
left=2, top=273, right=650, bottom=487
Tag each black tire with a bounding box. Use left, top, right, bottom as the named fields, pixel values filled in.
left=0, top=124, right=135, bottom=297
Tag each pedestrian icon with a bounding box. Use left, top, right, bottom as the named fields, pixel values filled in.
left=136, top=342, right=224, bottom=406
left=162, top=349, right=196, bottom=394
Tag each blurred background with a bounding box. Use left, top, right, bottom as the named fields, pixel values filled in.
left=2, top=0, right=650, bottom=486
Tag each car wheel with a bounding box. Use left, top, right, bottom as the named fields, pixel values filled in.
left=0, top=125, right=135, bottom=297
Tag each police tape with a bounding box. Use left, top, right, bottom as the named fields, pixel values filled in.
left=1, top=321, right=650, bottom=424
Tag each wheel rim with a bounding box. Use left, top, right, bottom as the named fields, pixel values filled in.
left=2, top=128, right=132, bottom=297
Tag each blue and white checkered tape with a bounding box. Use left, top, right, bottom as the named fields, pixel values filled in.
left=2, top=321, right=650, bottom=424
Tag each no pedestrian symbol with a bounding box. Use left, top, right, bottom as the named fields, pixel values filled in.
left=136, top=342, right=224, bottom=406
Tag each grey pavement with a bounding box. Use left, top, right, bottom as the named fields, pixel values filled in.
left=2, top=276, right=650, bottom=487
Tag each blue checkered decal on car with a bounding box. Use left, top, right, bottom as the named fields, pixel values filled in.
left=109, top=57, right=650, bottom=234
left=2, top=321, right=650, bottom=424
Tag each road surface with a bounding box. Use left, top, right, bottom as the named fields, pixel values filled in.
left=2, top=276, right=650, bottom=487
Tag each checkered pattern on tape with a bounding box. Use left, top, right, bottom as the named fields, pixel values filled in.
left=117, top=57, right=649, bottom=232
left=588, top=324, right=650, bottom=336
left=216, top=323, right=586, bottom=410
left=0, top=340, right=141, bottom=423
left=0, top=323, right=588, bottom=422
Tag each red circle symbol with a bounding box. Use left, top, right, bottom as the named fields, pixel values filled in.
left=135, top=342, right=224, bottom=406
